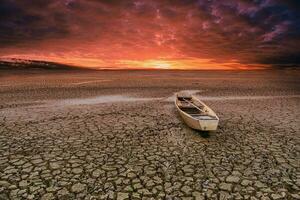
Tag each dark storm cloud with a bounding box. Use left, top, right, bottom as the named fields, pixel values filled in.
left=0, top=0, right=71, bottom=46
left=0, top=0, right=299, bottom=68
left=260, top=51, right=300, bottom=68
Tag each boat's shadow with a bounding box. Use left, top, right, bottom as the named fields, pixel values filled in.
left=195, top=130, right=211, bottom=138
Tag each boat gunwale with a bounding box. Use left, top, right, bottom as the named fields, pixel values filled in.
left=175, top=94, right=219, bottom=122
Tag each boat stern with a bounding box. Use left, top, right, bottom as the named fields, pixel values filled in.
left=198, top=119, right=219, bottom=131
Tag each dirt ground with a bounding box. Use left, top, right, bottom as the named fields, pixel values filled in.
left=0, top=70, right=299, bottom=199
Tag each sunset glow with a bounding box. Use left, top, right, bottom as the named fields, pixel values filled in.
left=0, top=0, right=299, bottom=69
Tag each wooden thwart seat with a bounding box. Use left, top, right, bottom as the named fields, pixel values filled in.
left=180, top=107, right=201, bottom=114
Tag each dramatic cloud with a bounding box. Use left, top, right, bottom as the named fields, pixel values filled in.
left=0, top=0, right=299, bottom=69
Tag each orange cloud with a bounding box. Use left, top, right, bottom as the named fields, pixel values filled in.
left=0, top=0, right=299, bottom=69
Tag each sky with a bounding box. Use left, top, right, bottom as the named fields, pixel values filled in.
left=0, top=0, right=299, bottom=70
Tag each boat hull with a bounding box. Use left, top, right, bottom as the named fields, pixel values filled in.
left=177, top=109, right=219, bottom=131
left=175, top=95, right=219, bottom=131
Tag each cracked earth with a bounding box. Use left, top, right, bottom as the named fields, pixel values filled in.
left=0, top=70, right=299, bottom=199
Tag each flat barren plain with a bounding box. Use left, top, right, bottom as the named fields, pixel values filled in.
left=0, top=70, right=299, bottom=199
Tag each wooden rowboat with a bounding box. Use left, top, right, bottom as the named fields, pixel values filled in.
left=175, top=93, right=219, bottom=131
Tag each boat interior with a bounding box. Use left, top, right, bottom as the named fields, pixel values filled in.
left=177, top=96, right=217, bottom=120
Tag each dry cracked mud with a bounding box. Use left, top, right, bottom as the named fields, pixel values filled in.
left=0, top=70, right=299, bottom=199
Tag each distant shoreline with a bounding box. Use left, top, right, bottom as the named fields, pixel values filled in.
left=1, top=59, right=299, bottom=72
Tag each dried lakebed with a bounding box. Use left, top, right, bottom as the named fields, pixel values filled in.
left=0, top=70, right=299, bottom=199
left=0, top=95, right=299, bottom=200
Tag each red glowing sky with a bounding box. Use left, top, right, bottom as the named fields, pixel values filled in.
left=0, top=0, right=299, bottom=69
